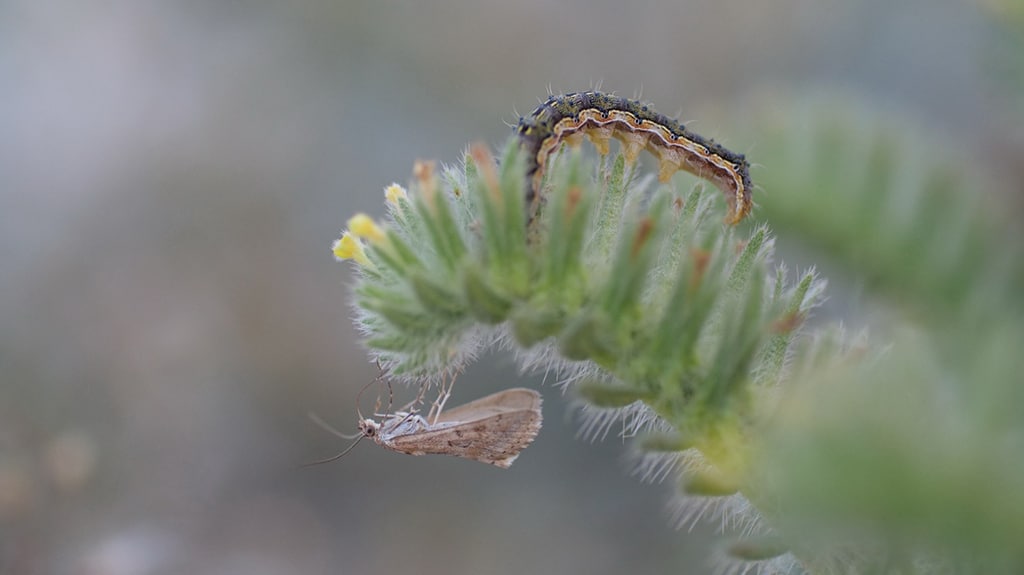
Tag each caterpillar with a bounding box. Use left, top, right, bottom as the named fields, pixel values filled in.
left=515, top=91, right=752, bottom=224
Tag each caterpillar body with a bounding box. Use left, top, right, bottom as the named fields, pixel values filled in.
left=515, top=91, right=752, bottom=224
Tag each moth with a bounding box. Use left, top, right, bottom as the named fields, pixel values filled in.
left=309, top=387, right=543, bottom=468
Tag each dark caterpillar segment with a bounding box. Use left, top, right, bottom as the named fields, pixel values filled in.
left=515, top=91, right=753, bottom=224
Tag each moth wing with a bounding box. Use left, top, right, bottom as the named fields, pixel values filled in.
left=389, top=407, right=542, bottom=468
left=433, top=388, right=541, bottom=424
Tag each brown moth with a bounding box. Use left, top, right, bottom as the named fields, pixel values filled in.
left=308, top=387, right=543, bottom=469
left=359, top=388, right=542, bottom=468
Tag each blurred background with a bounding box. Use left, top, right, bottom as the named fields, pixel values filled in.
left=1, top=1, right=1021, bottom=574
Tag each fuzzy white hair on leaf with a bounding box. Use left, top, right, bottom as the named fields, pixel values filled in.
left=573, top=401, right=664, bottom=442
left=710, top=551, right=803, bottom=575
left=629, top=447, right=692, bottom=484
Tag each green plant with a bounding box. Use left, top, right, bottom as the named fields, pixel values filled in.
left=333, top=106, right=1024, bottom=574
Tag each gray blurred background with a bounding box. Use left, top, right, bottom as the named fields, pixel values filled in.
left=1, top=1, right=1020, bottom=574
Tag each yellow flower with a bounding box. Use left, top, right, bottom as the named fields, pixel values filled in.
left=385, top=183, right=408, bottom=206
left=347, top=213, right=386, bottom=244
left=332, top=232, right=369, bottom=266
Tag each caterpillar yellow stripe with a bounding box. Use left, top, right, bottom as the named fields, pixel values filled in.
left=516, top=91, right=752, bottom=224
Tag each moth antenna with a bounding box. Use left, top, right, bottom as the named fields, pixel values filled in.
left=415, top=379, right=429, bottom=406
left=299, top=436, right=364, bottom=468
left=307, top=411, right=361, bottom=440
left=355, top=362, right=389, bottom=420
left=370, top=376, right=396, bottom=421
left=354, top=377, right=377, bottom=420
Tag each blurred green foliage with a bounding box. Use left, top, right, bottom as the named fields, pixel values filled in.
left=744, top=101, right=1024, bottom=573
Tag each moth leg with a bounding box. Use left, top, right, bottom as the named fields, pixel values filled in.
left=428, top=372, right=455, bottom=425
left=428, top=388, right=449, bottom=425
left=391, top=411, right=427, bottom=433
left=397, top=380, right=429, bottom=414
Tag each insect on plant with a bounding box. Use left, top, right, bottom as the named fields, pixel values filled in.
left=305, top=368, right=543, bottom=468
